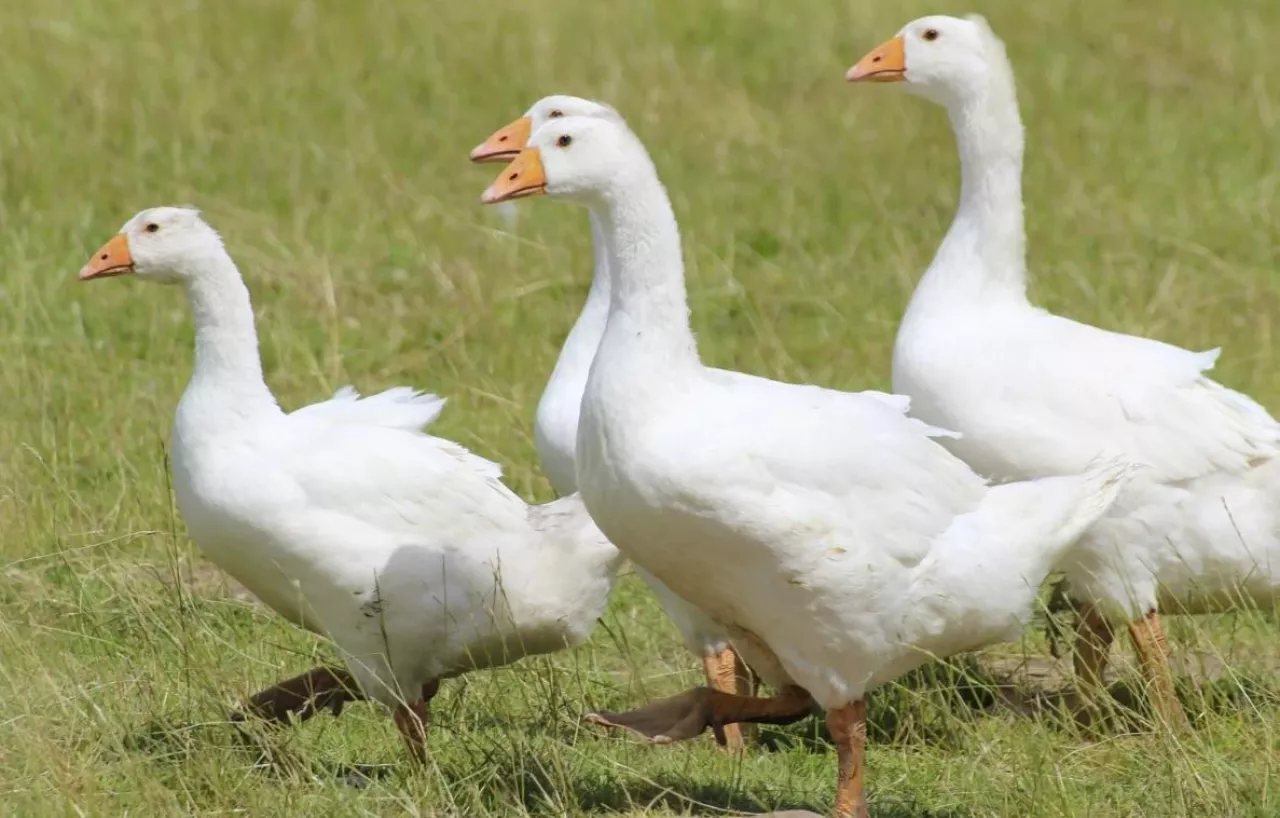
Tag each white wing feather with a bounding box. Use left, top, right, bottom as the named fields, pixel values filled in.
left=648, top=380, right=986, bottom=570
left=898, top=308, right=1280, bottom=482
left=289, top=385, right=504, bottom=481
left=252, top=386, right=522, bottom=538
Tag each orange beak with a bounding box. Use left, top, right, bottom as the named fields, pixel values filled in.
left=480, top=147, right=547, bottom=204
left=79, top=233, right=135, bottom=281
left=469, top=116, right=533, bottom=163
left=847, top=36, right=906, bottom=83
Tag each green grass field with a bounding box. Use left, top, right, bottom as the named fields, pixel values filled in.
left=2, top=0, right=1279, bottom=814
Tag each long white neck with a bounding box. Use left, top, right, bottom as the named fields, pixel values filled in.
left=591, top=166, right=699, bottom=373
left=551, top=211, right=614, bottom=362
left=176, top=250, right=281, bottom=437
left=916, top=67, right=1029, bottom=306
left=532, top=210, right=612, bottom=493
left=586, top=208, right=612, bottom=307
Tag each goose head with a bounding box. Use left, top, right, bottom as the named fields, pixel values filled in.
left=80, top=206, right=225, bottom=285
left=470, top=95, right=620, bottom=163
left=479, top=115, right=645, bottom=206
left=847, top=14, right=1006, bottom=106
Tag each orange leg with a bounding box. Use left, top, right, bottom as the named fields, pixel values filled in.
left=1127, top=610, right=1190, bottom=733
left=1073, top=603, right=1115, bottom=708
left=587, top=684, right=812, bottom=746
left=393, top=680, right=440, bottom=766
left=827, top=700, right=869, bottom=818
left=702, top=647, right=757, bottom=751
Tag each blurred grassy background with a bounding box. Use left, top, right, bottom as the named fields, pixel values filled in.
left=1, top=0, right=1278, bottom=815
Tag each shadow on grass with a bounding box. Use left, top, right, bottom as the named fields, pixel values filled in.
left=970, top=649, right=1280, bottom=738
left=123, top=714, right=396, bottom=786
left=121, top=655, right=1277, bottom=769
left=115, top=653, right=1280, bottom=817
left=120, top=715, right=971, bottom=817
left=760, top=650, right=1280, bottom=749
left=446, top=749, right=974, bottom=817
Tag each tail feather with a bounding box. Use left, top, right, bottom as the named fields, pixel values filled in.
left=1041, top=455, right=1137, bottom=551
left=529, top=492, right=625, bottom=585
left=294, top=385, right=449, bottom=431
left=905, top=456, right=1134, bottom=652
left=293, top=386, right=503, bottom=481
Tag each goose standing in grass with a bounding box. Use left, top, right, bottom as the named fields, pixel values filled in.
left=479, top=112, right=1132, bottom=817
left=471, top=94, right=755, bottom=748
left=79, top=207, right=625, bottom=763
left=848, top=14, right=1280, bottom=731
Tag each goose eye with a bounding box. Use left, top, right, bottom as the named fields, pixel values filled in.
left=923, top=28, right=940, bottom=41
left=557, top=135, right=573, bottom=148
left=549, top=109, right=564, bottom=118
left=145, top=223, right=160, bottom=233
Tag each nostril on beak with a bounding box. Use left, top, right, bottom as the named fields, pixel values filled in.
left=873, top=55, right=882, bottom=63
left=101, top=254, right=108, bottom=260
left=509, top=173, right=518, bottom=181
left=498, top=136, right=508, bottom=142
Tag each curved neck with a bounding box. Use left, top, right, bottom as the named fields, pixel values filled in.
left=592, top=170, right=698, bottom=368
left=586, top=209, right=612, bottom=307
left=554, top=210, right=613, bottom=372
left=178, top=251, right=280, bottom=426
left=532, top=209, right=613, bottom=487
left=920, top=76, right=1029, bottom=304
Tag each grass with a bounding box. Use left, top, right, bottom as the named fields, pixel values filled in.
left=1, top=0, right=1279, bottom=814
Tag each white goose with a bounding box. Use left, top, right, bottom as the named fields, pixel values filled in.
left=849, top=14, right=1280, bottom=730
left=468, top=98, right=919, bottom=729
left=471, top=95, right=755, bottom=747
left=479, top=113, right=1131, bottom=817
left=78, top=207, right=625, bottom=763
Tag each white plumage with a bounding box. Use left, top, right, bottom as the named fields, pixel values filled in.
left=472, top=96, right=757, bottom=733
left=482, top=111, right=1131, bottom=815
left=853, top=13, right=1280, bottom=726
left=81, top=206, right=623, bottom=756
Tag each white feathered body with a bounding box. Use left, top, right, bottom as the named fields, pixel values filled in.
left=525, top=120, right=1136, bottom=710
left=531, top=216, right=920, bottom=662
left=578, top=312, right=1129, bottom=708
left=896, top=302, right=1280, bottom=620
left=173, top=383, right=621, bottom=706
left=890, top=14, right=1280, bottom=623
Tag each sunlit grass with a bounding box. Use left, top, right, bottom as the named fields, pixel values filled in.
left=1, top=0, right=1278, bottom=814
